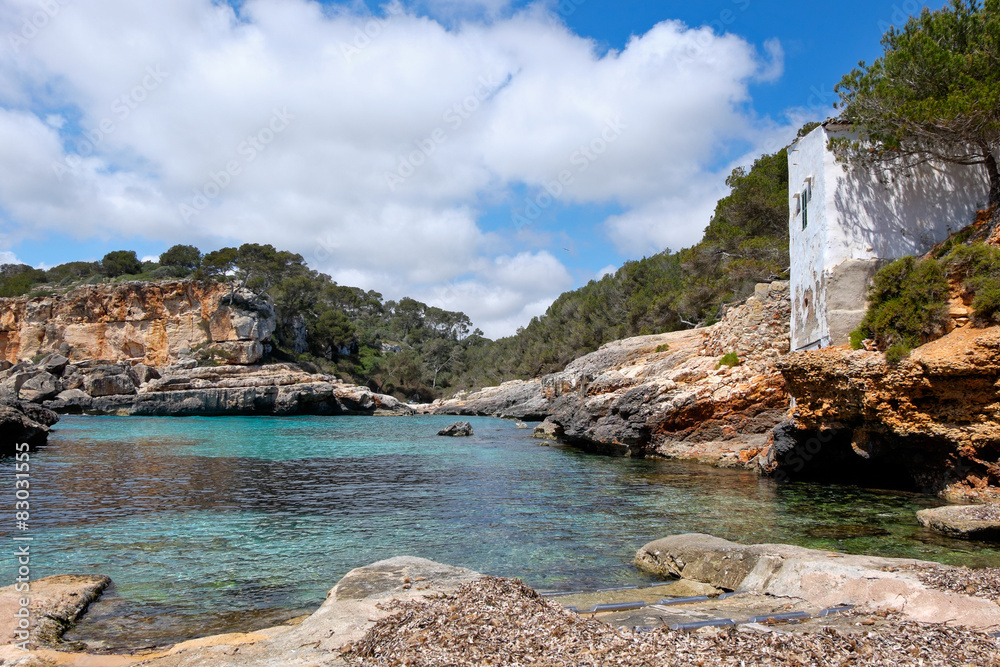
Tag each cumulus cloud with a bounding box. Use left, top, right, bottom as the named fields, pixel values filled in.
left=0, top=0, right=791, bottom=335
left=0, top=250, right=22, bottom=265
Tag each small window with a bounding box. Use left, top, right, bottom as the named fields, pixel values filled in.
left=801, top=188, right=808, bottom=229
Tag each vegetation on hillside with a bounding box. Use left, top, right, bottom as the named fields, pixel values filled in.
left=0, top=140, right=793, bottom=399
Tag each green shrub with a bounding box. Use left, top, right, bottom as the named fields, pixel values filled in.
left=717, top=352, right=740, bottom=368
left=849, top=329, right=865, bottom=350
left=943, top=242, right=1000, bottom=325
left=851, top=256, right=949, bottom=357
left=655, top=343, right=671, bottom=353
left=884, top=343, right=911, bottom=365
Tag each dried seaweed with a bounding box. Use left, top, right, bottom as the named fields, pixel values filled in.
left=341, top=576, right=1000, bottom=667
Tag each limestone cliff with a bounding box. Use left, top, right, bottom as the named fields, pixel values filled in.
left=774, top=324, right=1000, bottom=502
left=0, top=281, right=275, bottom=367
left=431, top=282, right=792, bottom=467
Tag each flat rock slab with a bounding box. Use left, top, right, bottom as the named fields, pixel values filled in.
left=917, top=504, right=1000, bottom=541
left=0, top=574, right=110, bottom=646
left=636, top=533, right=1000, bottom=630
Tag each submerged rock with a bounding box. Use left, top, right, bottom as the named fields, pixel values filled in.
left=438, top=421, right=473, bottom=437
left=917, top=504, right=1000, bottom=541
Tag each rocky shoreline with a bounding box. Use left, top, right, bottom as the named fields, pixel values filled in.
left=426, top=281, right=793, bottom=469
left=3, top=536, right=998, bottom=666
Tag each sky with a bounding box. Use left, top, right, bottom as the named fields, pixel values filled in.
left=0, top=0, right=948, bottom=337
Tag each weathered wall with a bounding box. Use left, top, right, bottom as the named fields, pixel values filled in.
left=0, top=281, right=276, bottom=366
left=788, top=124, right=991, bottom=350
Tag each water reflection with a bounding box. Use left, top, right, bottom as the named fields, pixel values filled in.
left=1, top=414, right=997, bottom=649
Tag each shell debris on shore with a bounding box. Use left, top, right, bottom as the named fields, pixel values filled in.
left=341, top=576, right=1000, bottom=666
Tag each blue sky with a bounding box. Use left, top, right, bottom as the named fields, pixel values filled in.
left=0, top=0, right=947, bottom=335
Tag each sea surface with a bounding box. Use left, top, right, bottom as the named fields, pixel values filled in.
left=2, top=414, right=998, bottom=647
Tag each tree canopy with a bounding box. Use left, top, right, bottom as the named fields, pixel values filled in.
left=100, top=250, right=143, bottom=277
left=833, top=0, right=1000, bottom=209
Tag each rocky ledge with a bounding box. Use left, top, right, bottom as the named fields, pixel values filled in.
left=0, top=356, right=412, bottom=420
left=0, top=574, right=110, bottom=647
left=635, top=533, right=1000, bottom=629
left=772, top=324, right=1000, bottom=501
left=428, top=282, right=792, bottom=468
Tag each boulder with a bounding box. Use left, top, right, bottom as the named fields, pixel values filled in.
left=45, top=389, right=93, bottom=413
left=15, top=401, right=59, bottom=427
left=0, top=369, right=42, bottom=401
left=132, top=362, right=161, bottom=385
left=438, top=421, right=473, bottom=437
left=18, top=372, right=60, bottom=403
left=0, top=404, right=49, bottom=447
left=533, top=417, right=563, bottom=440
left=36, top=352, right=69, bottom=375
left=0, top=360, right=10, bottom=372
left=917, top=505, right=1000, bottom=541
left=84, top=365, right=137, bottom=397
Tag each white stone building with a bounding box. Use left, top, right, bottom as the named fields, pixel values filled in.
left=788, top=122, right=991, bottom=351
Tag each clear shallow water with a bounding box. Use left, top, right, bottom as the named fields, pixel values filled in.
left=2, top=414, right=998, bottom=647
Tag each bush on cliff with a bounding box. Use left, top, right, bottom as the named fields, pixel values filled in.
left=851, top=256, right=950, bottom=360
left=943, top=242, right=1000, bottom=324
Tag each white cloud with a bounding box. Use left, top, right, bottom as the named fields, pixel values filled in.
left=0, top=0, right=793, bottom=335
left=595, top=264, right=617, bottom=279
left=0, top=251, right=22, bottom=265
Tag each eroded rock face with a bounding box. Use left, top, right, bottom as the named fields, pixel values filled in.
left=774, top=325, right=1000, bottom=501
left=430, top=282, right=792, bottom=469
left=0, top=281, right=275, bottom=367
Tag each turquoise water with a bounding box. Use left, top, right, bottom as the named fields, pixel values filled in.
left=2, top=414, right=998, bottom=647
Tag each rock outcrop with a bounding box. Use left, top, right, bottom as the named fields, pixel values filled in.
left=430, top=282, right=792, bottom=468
left=916, top=504, right=1000, bottom=541
left=773, top=324, right=1000, bottom=501
left=0, top=281, right=276, bottom=367
left=6, top=361, right=413, bottom=418
left=0, top=574, right=110, bottom=647
left=437, top=421, right=473, bottom=436
left=635, top=533, right=1000, bottom=630
left=0, top=400, right=58, bottom=450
